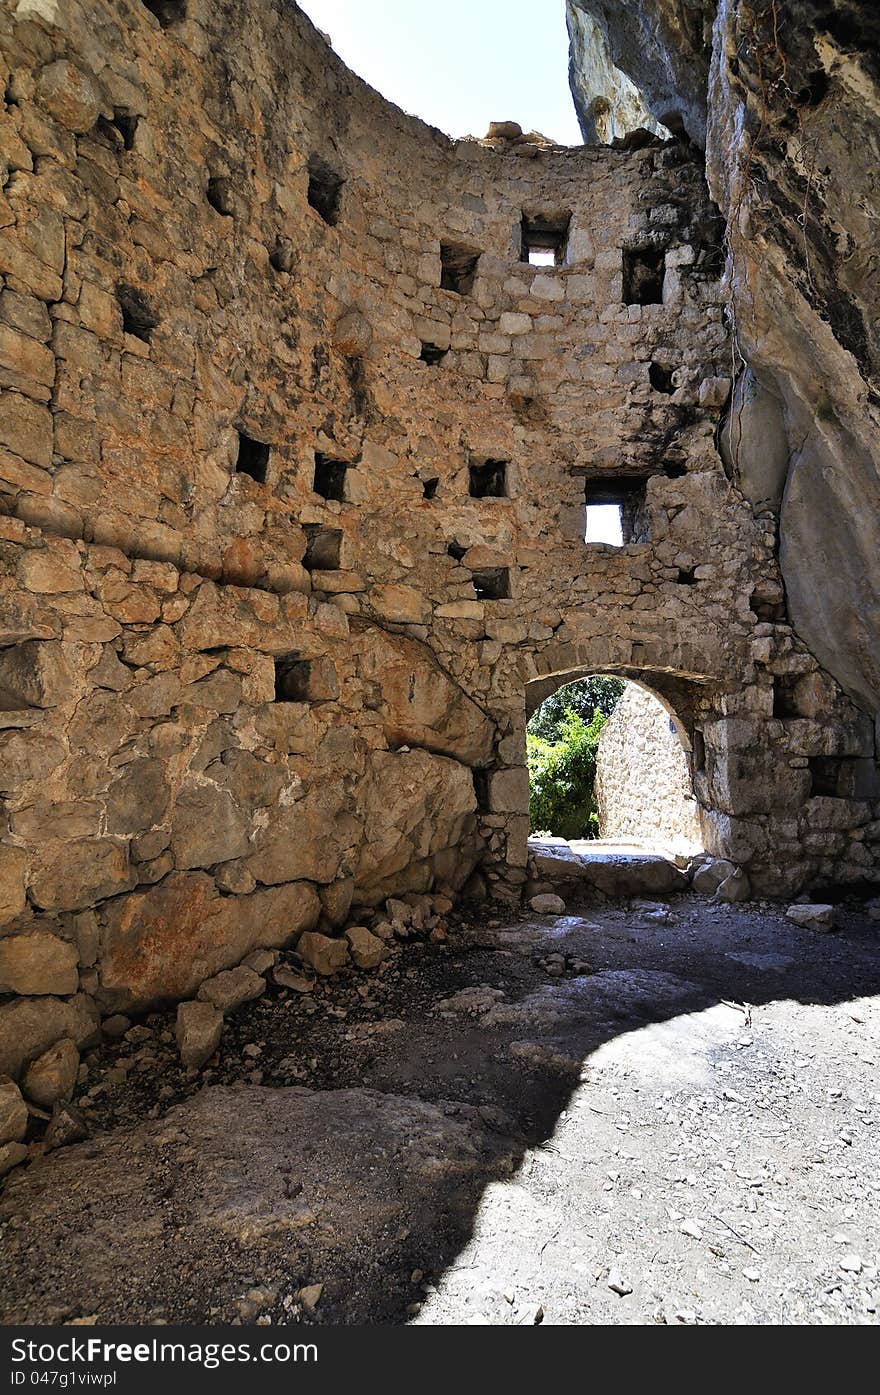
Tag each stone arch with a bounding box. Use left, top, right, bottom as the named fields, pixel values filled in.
left=523, top=635, right=724, bottom=750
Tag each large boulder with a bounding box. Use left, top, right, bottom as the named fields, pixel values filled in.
left=355, top=749, right=479, bottom=904
left=352, top=628, right=494, bottom=766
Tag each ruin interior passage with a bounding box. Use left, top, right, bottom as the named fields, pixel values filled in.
left=0, top=0, right=879, bottom=1331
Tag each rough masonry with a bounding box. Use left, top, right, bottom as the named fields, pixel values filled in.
left=0, top=0, right=878, bottom=1092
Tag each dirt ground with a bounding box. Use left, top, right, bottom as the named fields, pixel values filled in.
left=2, top=893, right=879, bottom=1326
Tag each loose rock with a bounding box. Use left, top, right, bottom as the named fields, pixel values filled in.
left=197, top=966, right=266, bottom=1014
left=0, top=1076, right=28, bottom=1144
left=529, top=894, right=567, bottom=916
left=22, top=1039, right=79, bottom=1108
left=296, top=932, right=350, bottom=977
left=345, top=926, right=388, bottom=970
left=786, top=904, right=835, bottom=933
left=175, top=1001, right=223, bottom=1069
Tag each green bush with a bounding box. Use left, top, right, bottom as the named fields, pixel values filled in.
left=527, top=708, right=608, bottom=840
left=527, top=675, right=623, bottom=742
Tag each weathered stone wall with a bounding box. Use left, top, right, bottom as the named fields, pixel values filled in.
left=595, top=682, right=702, bottom=851
left=0, top=0, right=877, bottom=1082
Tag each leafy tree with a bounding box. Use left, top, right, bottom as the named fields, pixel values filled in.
left=527, top=675, right=624, bottom=742
left=527, top=707, right=609, bottom=840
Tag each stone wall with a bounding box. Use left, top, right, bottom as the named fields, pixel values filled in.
left=595, top=682, right=702, bottom=852
left=0, top=0, right=878, bottom=1082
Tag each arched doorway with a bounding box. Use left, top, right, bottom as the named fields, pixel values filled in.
left=526, top=672, right=703, bottom=859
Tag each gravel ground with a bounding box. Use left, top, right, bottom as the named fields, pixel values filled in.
left=2, top=894, right=879, bottom=1325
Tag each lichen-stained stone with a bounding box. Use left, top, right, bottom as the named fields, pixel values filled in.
left=99, top=873, right=321, bottom=1010
left=36, top=60, right=102, bottom=133
left=0, top=845, right=28, bottom=924
left=331, top=308, right=372, bottom=357
left=0, top=393, right=54, bottom=469
left=29, top=839, right=131, bottom=913
left=0, top=926, right=79, bottom=995
left=0, top=993, right=99, bottom=1080
left=353, top=629, right=494, bottom=766
left=104, top=758, right=170, bottom=836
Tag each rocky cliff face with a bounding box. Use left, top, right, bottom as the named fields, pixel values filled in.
left=566, top=4, right=667, bottom=143
left=569, top=0, right=880, bottom=714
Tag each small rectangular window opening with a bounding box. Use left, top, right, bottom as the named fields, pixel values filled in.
left=585, top=503, right=623, bottom=546
left=440, top=242, right=480, bottom=296
left=419, top=342, right=448, bottom=367
left=235, top=431, right=270, bottom=484
left=468, top=456, right=508, bottom=498
left=472, top=567, right=510, bottom=601
left=307, top=156, right=344, bottom=226
left=623, top=246, right=666, bottom=305
left=274, top=655, right=310, bottom=703
left=116, top=284, right=158, bottom=343
left=521, top=211, right=571, bottom=267
left=422, top=477, right=439, bottom=499
left=584, top=477, right=648, bottom=545
left=303, top=525, right=342, bottom=571
left=142, top=0, right=186, bottom=26
left=313, top=453, right=349, bottom=501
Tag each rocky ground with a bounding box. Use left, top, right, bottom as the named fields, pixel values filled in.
left=2, top=892, right=879, bottom=1326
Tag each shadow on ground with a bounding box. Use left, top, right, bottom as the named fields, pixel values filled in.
left=2, top=895, right=879, bottom=1324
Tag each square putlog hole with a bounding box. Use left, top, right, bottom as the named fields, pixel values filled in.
left=142, top=0, right=186, bottom=26
left=307, top=156, right=344, bottom=226
left=472, top=567, right=510, bottom=601
left=440, top=242, right=480, bottom=296
left=116, top=284, right=159, bottom=343
left=235, top=431, right=270, bottom=484
left=313, top=453, right=349, bottom=501
left=274, top=655, right=311, bottom=703
left=303, top=525, right=342, bottom=571
left=419, top=342, right=448, bottom=366
left=622, top=246, right=666, bottom=304
left=468, top=457, right=509, bottom=498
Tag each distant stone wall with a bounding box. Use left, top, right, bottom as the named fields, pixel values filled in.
left=595, top=684, right=702, bottom=851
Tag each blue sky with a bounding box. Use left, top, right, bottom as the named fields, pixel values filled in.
left=297, top=0, right=583, bottom=146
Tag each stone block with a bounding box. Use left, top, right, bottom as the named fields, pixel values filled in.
left=0, top=927, right=79, bottom=995
left=21, top=1037, right=79, bottom=1107
left=36, top=61, right=102, bottom=133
